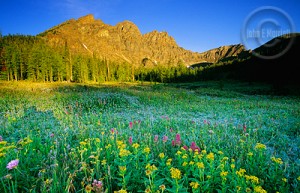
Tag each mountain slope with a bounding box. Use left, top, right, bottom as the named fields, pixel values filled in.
left=39, top=14, right=247, bottom=66
left=204, top=33, right=300, bottom=86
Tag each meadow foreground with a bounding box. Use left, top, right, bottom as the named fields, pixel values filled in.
left=0, top=81, right=299, bottom=193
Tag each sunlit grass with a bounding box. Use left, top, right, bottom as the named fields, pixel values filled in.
left=0, top=81, right=299, bottom=192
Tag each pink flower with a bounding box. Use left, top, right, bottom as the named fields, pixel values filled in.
left=190, top=142, right=201, bottom=152
left=128, top=136, right=133, bottom=145
left=154, top=135, right=159, bottom=142
left=92, top=179, right=103, bottom=191
left=110, top=128, right=118, bottom=134
left=169, top=128, right=173, bottom=132
left=6, top=159, right=19, bottom=170
left=129, top=122, right=133, bottom=129
left=50, top=133, right=54, bottom=138
left=175, top=133, right=181, bottom=145
left=0, top=135, right=2, bottom=141
left=182, top=145, right=188, bottom=150
left=243, top=124, right=247, bottom=133
left=162, top=135, right=168, bottom=143
left=172, top=140, right=176, bottom=146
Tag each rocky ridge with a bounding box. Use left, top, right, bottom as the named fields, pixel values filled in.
left=40, top=14, right=248, bottom=66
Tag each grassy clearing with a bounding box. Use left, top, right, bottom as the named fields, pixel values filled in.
left=0, top=81, right=299, bottom=193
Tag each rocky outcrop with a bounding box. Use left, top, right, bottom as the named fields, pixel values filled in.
left=40, top=14, right=248, bottom=66
left=197, top=44, right=247, bottom=63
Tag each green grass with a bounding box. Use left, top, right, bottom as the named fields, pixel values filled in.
left=0, top=81, right=299, bottom=193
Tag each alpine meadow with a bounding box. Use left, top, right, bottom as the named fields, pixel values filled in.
left=1, top=8, right=300, bottom=193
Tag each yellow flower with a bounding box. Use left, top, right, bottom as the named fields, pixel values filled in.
left=117, top=189, right=127, bottom=193
left=254, top=186, right=267, bottom=193
left=0, top=141, right=8, bottom=145
left=119, top=149, right=131, bottom=157
left=101, top=159, right=107, bottom=165
left=159, top=184, right=166, bottom=191
left=0, top=152, right=6, bottom=157
left=220, top=171, right=228, bottom=177
left=245, top=175, right=259, bottom=184
left=196, top=162, right=205, bottom=169
left=19, top=137, right=33, bottom=146
left=206, top=152, right=214, bottom=161
left=298, top=176, right=300, bottom=181
left=231, top=164, right=235, bottom=169
left=119, top=166, right=127, bottom=172
left=79, top=141, right=87, bottom=146
left=117, top=140, right=126, bottom=149
left=218, top=151, right=224, bottom=155
left=159, top=153, right=165, bottom=159
left=182, top=154, right=188, bottom=159
left=236, top=168, right=246, bottom=177
left=221, top=157, right=229, bottom=162
left=201, top=150, right=207, bottom=154
left=85, top=184, right=92, bottom=192
left=170, top=167, right=181, bottom=179
left=271, top=157, right=283, bottom=165
left=105, top=144, right=112, bottom=149
left=282, top=178, right=287, bottom=183
left=176, top=150, right=182, bottom=155
left=194, top=154, right=203, bottom=159
left=182, top=162, right=188, bottom=166
left=144, top=187, right=151, bottom=193
left=189, top=161, right=195, bottom=165
left=143, top=147, right=151, bottom=154
left=145, top=163, right=157, bottom=175
left=166, top=158, right=172, bottom=166
left=145, top=170, right=152, bottom=176
left=132, top=143, right=140, bottom=149
left=255, top=143, right=266, bottom=150
left=247, top=152, right=253, bottom=156
left=190, top=181, right=200, bottom=189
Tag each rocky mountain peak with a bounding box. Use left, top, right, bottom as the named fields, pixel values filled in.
left=116, top=20, right=141, bottom=34
left=40, top=14, right=247, bottom=66
left=77, top=14, right=95, bottom=24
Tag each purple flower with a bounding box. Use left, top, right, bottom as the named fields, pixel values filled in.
left=0, top=135, right=2, bottom=142
left=6, top=159, right=19, bottom=170
left=154, top=135, right=159, bottom=142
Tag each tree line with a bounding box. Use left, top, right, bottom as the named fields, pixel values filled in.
left=1, top=34, right=239, bottom=83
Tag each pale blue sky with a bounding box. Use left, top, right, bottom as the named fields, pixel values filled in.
left=1, top=0, right=299, bottom=52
